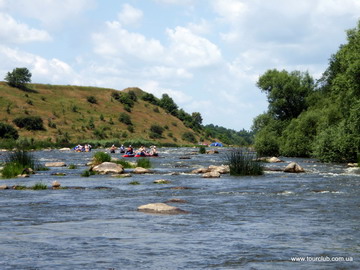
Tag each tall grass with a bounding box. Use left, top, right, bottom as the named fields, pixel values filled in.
left=226, top=149, right=263, bottom=176
left=115, top=159, right=135, bottom=168
left=137, top=158, right=151, bottom=168
left=93, top=152, right=111, bottom=165
left=2, top=149, right=40, bottom=178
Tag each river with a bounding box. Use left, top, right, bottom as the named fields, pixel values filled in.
left=0, top=148, right=359, bottom=269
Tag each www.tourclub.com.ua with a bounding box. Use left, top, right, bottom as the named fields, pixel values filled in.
left=291, top=256, right=354, bottom=262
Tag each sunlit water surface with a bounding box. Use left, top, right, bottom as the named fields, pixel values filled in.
left=0, top=148, right=359, bottom=269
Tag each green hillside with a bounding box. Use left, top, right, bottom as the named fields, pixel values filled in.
left=0, top=82, right=206, bottom=146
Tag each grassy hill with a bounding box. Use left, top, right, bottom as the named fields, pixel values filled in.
left=0, top=82, right=206, bottom=146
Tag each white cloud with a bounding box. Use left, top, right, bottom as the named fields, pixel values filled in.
left=92, top=21, right=164, bottom=62
left=118, top=4, right=143, bottom=26
left=143, top=66, right=193, bottom=80
left=212, top=0, right=248, bottom=23
left=0, top=45, right=73, bottom=83
left=0, top=13, right=51, bottom=43
left=187, top=19, right=211, bottom=35
left=153, top=0, right=195, bottom=5
left=166, top=26, right=222, bottom=68
left=140, top=80, right=193, bottom=104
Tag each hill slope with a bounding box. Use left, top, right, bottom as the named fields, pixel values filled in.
left=0, top=82, right=204, bottom=145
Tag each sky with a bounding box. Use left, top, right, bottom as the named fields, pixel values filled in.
left=0, top=0, right=359, bottom=130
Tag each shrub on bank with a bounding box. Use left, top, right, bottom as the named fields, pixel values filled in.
left=13, top=116, right=45, bottom=131
left=226, top=149, right=264, bottom=176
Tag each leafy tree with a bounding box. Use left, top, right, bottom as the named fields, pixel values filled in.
left=159, top=94, right=178, bottom=115
left=87, top=96, right=97, bottom=104
left=182, top=131, right=196, bottom=143
left=149, top=124, right=164, bottom=138
left=5, top=67, right=32, bottom=89
left=0, top=123, right=19, bottom=140
left=141, top=93, right=159, bottom=105
left=257, top=69, right=314, bottom=120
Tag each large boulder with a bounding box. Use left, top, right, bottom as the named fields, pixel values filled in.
left=92, top=162, right=124, bottom=174
left=267, top=157, right=284, bottom=163
left=209, top=165, right=230, bottom=174
left=191, top=167, right=211, bottom=174
left=137, top=203, right=188, bottom=214
left=59, top=148, right=71, bottom=151
left=133, top=167, right=151, bottom=174
left=284, top=162, right=305, bottom=173
left=45, top=162, right=66, bottom=167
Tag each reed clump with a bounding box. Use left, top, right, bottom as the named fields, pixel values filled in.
left=226, top=149, right=264, bottom=176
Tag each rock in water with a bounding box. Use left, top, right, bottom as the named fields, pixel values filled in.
left=284, top=162, right=305, bottom=173
left=137, top=203, right=188, bottom=214
left=133, top=167, right=151, bottom=174
left=45, top=162, right=66, bottom=167
left=92, top=162, right=124, bottom=174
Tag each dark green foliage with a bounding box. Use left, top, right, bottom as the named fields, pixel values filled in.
left=128, top=90, right=137, bottom=102
left=93, top=151, right=111, bottom=165
left=115, top=159, right=135, bottom=168
left=2, top=162, right=23, bottom=178
left=68, top=164, right=77, bottom=169
left=137, top=158, right=151, bottom=168
left=182, top=132, right=197, bottom=143
left=128, top=181, right=140, bottom=185
left=141, top=93, right=159, bottom=105
left=199, top=145, right=206, bottom=154
left=226, top=149, right=264, bottom=176
left=0, top=122, right=19, bottom=140
left=81, top=170, right=95, bottom=177
left=252, top=20, right=360, bottom=162
left=127, top=125, right=134, bottom=133
left=153, top=107, right=160, bottom=113
left=4, top=67, right=32, bottom=89
left=119, top=112, right=132, bottom=125
left=257, top=69, right=314, bottom=120
left=13, top=116, right=45, bottom=131
left=112, top=91, right=135, bottom=108
left=204, top=124, right=254, bottom=146
left=159, top=94, right=178, bottom=115
left=149, top=124, right=164, bottom=139
left=87, top=96, right=97, bottom=104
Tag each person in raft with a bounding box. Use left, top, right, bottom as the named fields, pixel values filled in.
left=119, top=144, right=125, bottom=153
left=125, top=145, right=134, bottom=155
left=136, top=145, right=147, bottom=156
left=84, top=143, right=92, bottom=152
left=110, top=144, right=117, bottom=153
left=149, top=145, right=158, bottom=156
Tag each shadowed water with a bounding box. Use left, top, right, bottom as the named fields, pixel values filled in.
left=0, top=148, right=359, bottom=269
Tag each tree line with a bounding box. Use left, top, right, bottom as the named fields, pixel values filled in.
left=252, top=20, right=360, bottom=163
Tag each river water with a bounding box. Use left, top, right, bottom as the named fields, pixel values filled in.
left=0, top=148, right=359, bottom=270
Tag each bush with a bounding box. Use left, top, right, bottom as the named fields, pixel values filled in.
left=226, top=149, right=263, bottom=176
left=199, top=146, right=206, bottom=154
left=0, top=122, right=19, bottom=140
left=119, top=112, right=132, bottom=125
left=128, top=181, right=140, bottom=185
left=81, top=170, right=95, bottom=177
left=93, top=151, right=111, bottom=165
left=87, top=96, right=97, bottom=104
left=1, top=162, right=23, bottom=178
left=2, top=149, right=39, bottom=178
left=149, top=124, right=164, bottom=139
left=182, top=132, right=196, bottom=143
left=137, top=158, right=151, bottom=168
left=13, top=116, right=45, bottom=131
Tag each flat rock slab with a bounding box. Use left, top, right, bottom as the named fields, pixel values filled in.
left=137, top=203, right=189, bottom=215
left=45, top=162, right=66, bottom=167
left=202, top=171, right=221, bottom=178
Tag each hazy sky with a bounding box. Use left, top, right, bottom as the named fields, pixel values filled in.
left=0, top=0, right=359, bottom=130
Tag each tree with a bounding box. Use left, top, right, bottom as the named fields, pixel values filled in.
left=159, top=94, right=178, bottom=115
left=257, top=69, right=314, bottom=120
left=5, top=67, right=32, bottom=89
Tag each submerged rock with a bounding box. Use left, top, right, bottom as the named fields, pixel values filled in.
left=133, top=167, right=151, bottom=174
left=0, top=185, right=9, bottom=190
left=45, top=162, right=66, bottom=167
left=208, top=165, right=230, bottom=174
left=92, top=162, right=124, bottom=174
left=284, top=162, right=305, bottom=173
left=153, top=179, right=171, bottom=184
left=137, top=203, right=189, bottom=214
left=202, top=171, right=221, bottom=178
left=191, top=167, right=211, bottom=174
left=165, top=198, right=188, bottom=203
left=267, top=157, right=284, bottom=163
